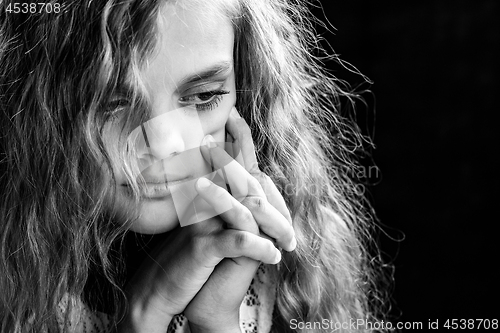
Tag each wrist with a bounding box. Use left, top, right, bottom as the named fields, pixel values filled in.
left=118, top=291, right=174, bottom=333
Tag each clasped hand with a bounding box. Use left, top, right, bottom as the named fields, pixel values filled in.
left=121, top=108, right=296, bottom=333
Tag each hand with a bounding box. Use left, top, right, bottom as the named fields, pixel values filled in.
left=184, top=107, right=296, bottom=332
left=202, top=107, right=295, bottom=249
left=118, top=217, right=280, bottom=333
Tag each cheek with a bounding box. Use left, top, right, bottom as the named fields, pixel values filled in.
left=101, top=120, right=137, bottom=184
left=203, top=89, right=236, bottom=141
left=207, top=113, right=229, bottom=142
left=101, top=123, right=125, bottom=180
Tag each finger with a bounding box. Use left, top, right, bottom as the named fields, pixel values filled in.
left=184, top=256, right=259, bottom=320
left=224, top=128, right=246, bottom=168
left=196, top=178, right=296, bottom=251
left=254, top=173, right=293, bottom=225
left=195, top=177, right=258, bottom=234
left=240, top=195, right=296, bottom=252
left=202, top=127, right=289, bottom=219
left=200, top=137, right=264, bottom=200
left=210, top=229, right=281, bottom=265
left=225, top=107, right=260, bottom=173
left=225, top=109, right=293, bottom=224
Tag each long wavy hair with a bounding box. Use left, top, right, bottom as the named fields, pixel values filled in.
left=0, top=0, right=389, bottom=332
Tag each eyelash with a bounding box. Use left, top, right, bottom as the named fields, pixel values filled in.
left=105, top=89, right=230, bottom=119
left=104, top=99, right=129, bottom=121
left=180, top=90, right=230, bottom=112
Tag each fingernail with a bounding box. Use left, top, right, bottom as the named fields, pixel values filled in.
left=273, top=249, right=282, bottom=264
left=197, top=177, right=211, bottom=190
left=290, top=237, right=297, bottom=251
left=203, top=135, right=217, bottom=149
left=230, top=107, right=242, bottom=119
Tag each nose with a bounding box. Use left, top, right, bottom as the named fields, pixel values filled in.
left=132, top=111, right=186, bottom=171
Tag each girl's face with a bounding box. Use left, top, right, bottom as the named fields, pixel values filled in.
left=104, top=3, right=236, bottom=233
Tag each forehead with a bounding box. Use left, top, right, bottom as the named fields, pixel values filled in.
left=139, top=2, right=235, bottom=99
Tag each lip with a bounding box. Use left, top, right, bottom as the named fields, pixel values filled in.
left=124, top=176, right=192, bottom=199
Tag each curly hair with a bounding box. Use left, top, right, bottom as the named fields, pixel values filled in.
left=0, top=0, right=389, bottom=332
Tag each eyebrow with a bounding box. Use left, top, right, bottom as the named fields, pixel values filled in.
left=176, top=61, right=233, bottom=91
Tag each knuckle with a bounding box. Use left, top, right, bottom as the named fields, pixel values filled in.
left=191, top=232, right=216, bottom=256
left=233, top=232, right=250, bottom=250
left=263, top=179, right=273, bottom=193
left=256, top=175, right=271, bottom=194
left=244, top=196, right=266, bottom=215
left=248, top=175, right=262, bottom=190
left=197, top=234, right=224, bottom=262
left=241, top=207, right=255, bottom=225
left=190, top=234, right=207, bottom=256
left=257, top=172, right=270, bottom=183
left=234, top=205, right=259, bottom=234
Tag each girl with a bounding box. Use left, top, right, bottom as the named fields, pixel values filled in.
left=0, top=0, right=388, bottom=332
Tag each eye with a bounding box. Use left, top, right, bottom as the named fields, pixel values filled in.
left=179, top=90, right=230, bottom=112
left=104, top=99, right=129, bottom=120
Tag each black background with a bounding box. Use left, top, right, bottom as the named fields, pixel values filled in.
left=314, top=0, right=500, bottom=328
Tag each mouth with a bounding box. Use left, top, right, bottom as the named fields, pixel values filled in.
left=124, top=176, right=192, bottom=200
